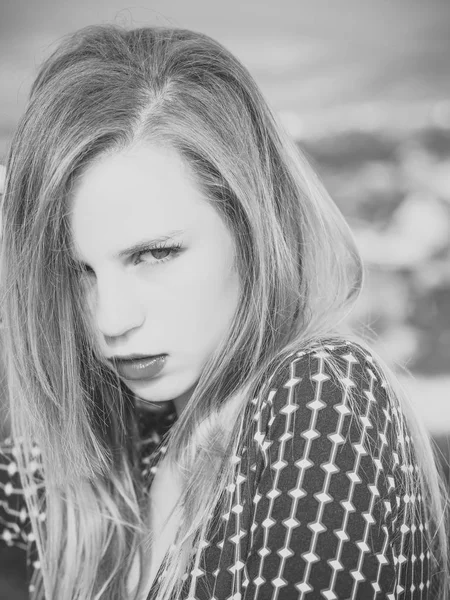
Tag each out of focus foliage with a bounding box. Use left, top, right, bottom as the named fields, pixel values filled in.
left=302, top=124, right=450, bottom=375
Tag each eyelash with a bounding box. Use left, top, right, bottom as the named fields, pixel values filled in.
left=132, top=242, right=183, bottom=266
left=75, top=242, right=183, bottom=276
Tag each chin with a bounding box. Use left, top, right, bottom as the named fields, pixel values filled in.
left=122, top=371, right=190, bottom=402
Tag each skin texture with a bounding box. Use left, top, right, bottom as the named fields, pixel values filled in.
left=70, top=143, right=241, bottom=416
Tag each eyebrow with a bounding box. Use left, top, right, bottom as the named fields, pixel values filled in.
left=115, top=229, right=186, bottom=259
left=70, top=229, right=186, bottom=265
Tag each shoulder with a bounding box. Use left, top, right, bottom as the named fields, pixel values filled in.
left=249, top=337, right=401, bottom=461
left=259, top=336, right=390, bottom=416
left=245, top=336, right=418, bottom=504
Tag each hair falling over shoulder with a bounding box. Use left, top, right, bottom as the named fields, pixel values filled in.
left=1, top=24, right=448, bottom=599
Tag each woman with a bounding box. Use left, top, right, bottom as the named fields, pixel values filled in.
left=0, top=25, right=448, bottom=600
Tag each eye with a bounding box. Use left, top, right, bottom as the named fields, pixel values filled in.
left=73, top=261, right=95, bottom=277
left=133, top=242, right=183, bottom=266
left=147, top=247, right=172, bottom=261
left=82, top=264, right=95, bottom=275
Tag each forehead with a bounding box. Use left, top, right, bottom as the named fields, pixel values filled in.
left=69, top=143, right=211, bottom=261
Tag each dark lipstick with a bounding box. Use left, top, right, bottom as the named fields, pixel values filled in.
left=112, top=354, right=166, bottom=381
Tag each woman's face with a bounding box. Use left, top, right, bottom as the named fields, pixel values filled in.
left=70, top=142, right=241, bottom=415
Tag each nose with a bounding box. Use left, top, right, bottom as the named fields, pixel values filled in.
left=93, top=271, right=145, bottom=340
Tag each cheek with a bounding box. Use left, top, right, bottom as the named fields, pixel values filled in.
left=77, top=278, right=98, bottom=334
left=183, top=267, right=240, bottom=334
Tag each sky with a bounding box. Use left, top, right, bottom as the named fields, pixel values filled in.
left=1, top=0, right=450, bottom=156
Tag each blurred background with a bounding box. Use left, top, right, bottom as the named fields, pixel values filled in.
left=0, top=0, right=449, bottom=594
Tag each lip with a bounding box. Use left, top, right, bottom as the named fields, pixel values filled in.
left=112, top=354, right=167, bottom=381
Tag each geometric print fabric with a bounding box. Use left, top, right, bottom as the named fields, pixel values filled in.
left=0, top=339, right=436, bottom=598
left=173, top=339, right=433, bottom=599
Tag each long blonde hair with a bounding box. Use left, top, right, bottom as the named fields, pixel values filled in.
left=1, top=24, right=448, bottom=599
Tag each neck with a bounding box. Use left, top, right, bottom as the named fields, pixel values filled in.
left=172, top=382, right=197, bottom=416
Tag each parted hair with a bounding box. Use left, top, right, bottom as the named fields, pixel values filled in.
left=1, top=24, right=448, bottom=599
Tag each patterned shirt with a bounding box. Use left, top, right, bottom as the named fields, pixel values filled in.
left=0, top=339, right=438, bottom=599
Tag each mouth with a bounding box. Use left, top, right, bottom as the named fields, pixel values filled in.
left=112, top=354, right=167, bottom=381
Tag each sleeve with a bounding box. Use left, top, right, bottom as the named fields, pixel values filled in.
left=243, top=341, right=431, bottom=599
left=0, top=441, right=30, bottom=551
left=0, top=440, right=31, bottom=597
